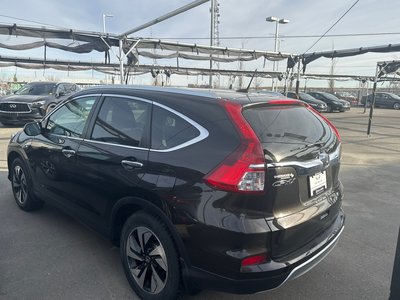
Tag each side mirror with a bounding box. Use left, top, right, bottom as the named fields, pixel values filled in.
left=23, top=122, right=42, bottom=136
left=56, top=91, right=66, bottom=98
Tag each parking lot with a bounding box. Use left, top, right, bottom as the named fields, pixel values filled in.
left=0, top=107, right=399, bottom=300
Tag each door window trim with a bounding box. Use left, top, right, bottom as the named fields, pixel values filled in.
left=42, top=94, right=101, bottom=140
left=81, top=93, right=209, bottom=152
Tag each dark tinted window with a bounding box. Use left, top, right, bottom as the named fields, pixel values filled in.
left=91, top=97, right=150, bottom=147
left=16, top=83, right=56, bottom=95
left=151, top=105, right=199, bottom=150
left=46, top=97, right=96, bottom=137
left=243, top=105, right=333, bottom=160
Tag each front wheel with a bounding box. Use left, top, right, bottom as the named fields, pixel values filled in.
left=120, top=212, right=181, bottom=300
left=326, top=104, right=332, bottom=113
left=393, top=102, right=400, bottom=110
left=11, top=158, right=43, bottom=211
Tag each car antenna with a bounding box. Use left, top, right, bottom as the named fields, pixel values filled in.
left=236, top=69, right=257, bottom=93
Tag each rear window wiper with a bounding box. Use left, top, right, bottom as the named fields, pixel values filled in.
left=290, top=142, right=324, bottom=152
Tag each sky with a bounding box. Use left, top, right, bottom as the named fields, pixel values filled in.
left=0, top=0, right=399, bottom=89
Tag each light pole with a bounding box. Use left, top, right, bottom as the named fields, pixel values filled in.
left=266, top=16, right=289, bottom=91
left=102, top=13, right=113, bottom=34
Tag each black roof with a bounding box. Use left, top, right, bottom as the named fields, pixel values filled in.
left=73, top=85, right=292, bottom=105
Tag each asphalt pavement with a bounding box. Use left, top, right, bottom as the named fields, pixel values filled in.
left=0, top=107, right=399, bottom=300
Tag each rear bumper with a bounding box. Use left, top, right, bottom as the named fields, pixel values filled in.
left=183, top=209, right=345, bottom=294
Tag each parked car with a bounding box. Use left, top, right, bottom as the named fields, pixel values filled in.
left=252, top=90, right=286, bottom=98
left=333, top=91, right=358, bottom=106
left=0, top=81, right=80, bottom=125
left=307, top=92, right=350, bottom=112
left=7, top=86, right=345, bottom=299
left=361, top=92, right=400, bottom=110
left=287, top=92, right=327, bottom=112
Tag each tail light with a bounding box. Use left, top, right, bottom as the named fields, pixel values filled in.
left=204, top=100, right=265, bottom=194
left=241, top=253, right=268, bottom=269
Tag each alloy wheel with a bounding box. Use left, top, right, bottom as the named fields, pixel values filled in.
left=126, top=226, right=168, bottom=294
left=12, top=165, right=28, bottom=205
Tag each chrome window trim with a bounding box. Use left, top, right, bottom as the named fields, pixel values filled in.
left=82, top=139, right=149, bottom=151
left=101, top=94, right=152, bottom=104
left=43, top=94, right=102, bottom=122
left=0, top=102, right=32, bottom=113
left=43, top=94, right=101, bottom=138
left=48, top=133, right=84, bottom=141
left=150, top=102, right=209, bottom=153
left=44, top=93, right=208, bottom=152
left=84, top=93, right=209, bottom=153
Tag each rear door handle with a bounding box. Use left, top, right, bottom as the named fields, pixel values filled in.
left=62, top=149, right=76, bottom=158
left=121, top=160, right=143, bottom=170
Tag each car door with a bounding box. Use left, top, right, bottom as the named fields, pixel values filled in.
left=26, top=95, right=98, bottom=207
left=374, top=93, right=384, bottom=106
left=70, top=95, right=152, bottom=231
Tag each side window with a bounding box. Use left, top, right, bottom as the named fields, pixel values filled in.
left=46, top=97, right=96, bottom=138
left=151, top=105, right=200, bottom=150
left=91, top=97, right=150, bottom=147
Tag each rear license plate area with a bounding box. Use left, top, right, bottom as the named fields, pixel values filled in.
left=308, top=171, right=327, bottom=197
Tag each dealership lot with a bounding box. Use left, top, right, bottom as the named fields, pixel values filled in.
left=0, top=107, right=399, bottom=300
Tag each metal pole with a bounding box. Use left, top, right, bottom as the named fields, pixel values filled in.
left=295, top=60, right=301, bottom=97
left=272, top=21, right=279, bottom=91
left=119, top=0, right=210, bottom=37
left=390, top=226, right=400, bottom=300
left=209, top=0, right=215, bottom=88
left=367, top=64, right=379, bottom=136
left=103, top=14, right=106, bottom=33
left=119, top=39, right=124, bottom=84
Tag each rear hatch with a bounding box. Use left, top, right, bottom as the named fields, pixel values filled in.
left=242, top=102, right=342, bottom=259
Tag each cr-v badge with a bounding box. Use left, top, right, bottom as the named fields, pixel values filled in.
left=272, top=173, right=296, bottom=187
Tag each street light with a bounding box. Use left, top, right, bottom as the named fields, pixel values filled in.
left=102, top=13, right=114, bottom=33
left=266, top=16, right=290, bottom=91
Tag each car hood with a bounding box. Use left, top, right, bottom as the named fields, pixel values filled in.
left=0, top=94, right=49, bottom=103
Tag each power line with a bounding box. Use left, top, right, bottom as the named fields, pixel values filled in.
left=303, top=0, right=361, bottom=54
left=152, top=32, right=400, bottom=41
left=0, top=15, right=69, bottom=30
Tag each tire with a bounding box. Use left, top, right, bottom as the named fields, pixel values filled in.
left=326, top=104, right=332, bottom=113
left=10, top=158, right=44, bottom=211
left=46, top=103, right=57, bottom=114
left=120, top=212, right=181, bottom=300
left=393, top=103, right=400, bottom=110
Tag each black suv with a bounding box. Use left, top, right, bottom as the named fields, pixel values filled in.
left=0, top=81, right=79, bottom=125
left=7, top=86, right=345, bottom=299
left=307, top=91, right=350, bottom=112
left=287, top=92, right=327, bottom=112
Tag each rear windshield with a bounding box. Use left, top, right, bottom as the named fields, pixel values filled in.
left=243, top=105, right=334, bottom=161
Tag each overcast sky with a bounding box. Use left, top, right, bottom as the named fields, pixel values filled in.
left=0, top=0, right=399, bottom=87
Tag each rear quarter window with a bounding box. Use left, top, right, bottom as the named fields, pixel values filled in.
left=151, top=105, right=200, bottom=150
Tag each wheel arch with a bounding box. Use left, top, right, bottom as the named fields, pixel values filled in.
left=7, top=150, right=24, bottom=180
left=110, top=196, right=189, bottom=263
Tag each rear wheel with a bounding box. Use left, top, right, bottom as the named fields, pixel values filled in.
left=11, top=158, right=43, bottom=211
left=393, top=103, right=400, bottom=110
left=120, top=212, right=181, bottom=300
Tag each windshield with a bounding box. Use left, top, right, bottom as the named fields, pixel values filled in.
left=15, top=83, right=56, bottom=96
left=386, top=93, right=400, bottom=99
left=299, top=93, right=318, bottom=101
left=322, top=93, right=341, bottom=101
